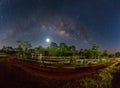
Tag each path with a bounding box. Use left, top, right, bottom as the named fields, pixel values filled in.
left=8, top=56, right=117, bottom=80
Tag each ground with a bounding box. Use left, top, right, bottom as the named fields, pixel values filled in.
left=0, top=56, right=120, bottom=88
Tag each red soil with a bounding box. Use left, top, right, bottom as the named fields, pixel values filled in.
left=8, top=56, right=116, bottom=80
left=0, top=56, right=118, bottom=88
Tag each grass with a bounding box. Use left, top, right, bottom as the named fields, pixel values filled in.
left=15, top=56, right=115, bottom=69
left=79, top=60, right=120, bottom=88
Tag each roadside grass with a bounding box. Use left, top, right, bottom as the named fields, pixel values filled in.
left=15, top=56, right=116, bottom=68
left=79, top=60, right=120, bottom=88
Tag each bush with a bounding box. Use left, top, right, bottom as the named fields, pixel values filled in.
left=70, top=58, right=78, bottom=66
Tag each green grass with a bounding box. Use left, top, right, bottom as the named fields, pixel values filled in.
left=79, top=61, right=120, bottom=88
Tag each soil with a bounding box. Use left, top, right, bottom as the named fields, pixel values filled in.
left=0, top=56, right=119, bottom=88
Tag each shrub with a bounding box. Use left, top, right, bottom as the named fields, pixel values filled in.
left=70, top=58, right=78, bottom=66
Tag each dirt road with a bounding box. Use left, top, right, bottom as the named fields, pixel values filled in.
left=9, top=57, right=116, bottom=80
left=0, top=56, right=119, bottom=88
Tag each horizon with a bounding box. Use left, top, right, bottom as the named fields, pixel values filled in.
left=0, top=40, right=119, bottom=54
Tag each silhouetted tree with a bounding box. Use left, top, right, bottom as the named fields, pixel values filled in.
left=102, top=50, right=109, bottom=59
left=59, top=43, right=69, bottom=56
left=34, top=46, right=44, bottom=54
left=79, top=49, right=84, bottom=59
left=16, top=40, right=32, bottom=58
left=69, top=45, right=76, bottom=56
left=115, top=52, right=120, bottom=58
left=84, top=49, right=93, bottom=59
left=92, top=44, right=100, bottom=59
left=50, top=42, right=58, bottom=48
left=2, top=46, right=15, bottom=54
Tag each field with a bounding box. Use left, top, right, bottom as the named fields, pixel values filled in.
left=0, top=55, right=120, bottom=88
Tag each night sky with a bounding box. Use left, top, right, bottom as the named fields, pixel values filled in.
left=0, top=0, right=120, bottom=52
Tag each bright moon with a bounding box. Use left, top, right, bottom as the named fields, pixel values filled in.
left=46, top=38, right=50, bottom=43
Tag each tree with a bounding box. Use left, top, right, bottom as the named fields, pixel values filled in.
left=34, top=46, right=44, bottom=54
left=2, top=46, right=15, bottom=54
left=69, top=45, right=76, bottom=52
left=48, top=42, right=58, bottom=56
left=24, top=42, right=32, bottom=54
left=16, top=47, right=23, bottom=56
left=79, top=49, right=84, bottom=59
left=92, top=44, right=100, bottom=59
left=84, top=49, right=93, bottom=59
left=59, top=43, right=69, bottom=56
left=115, top=52, right=120, bottom=58
left=102, top=50, right=109, bottom=59
left=69, top=45, right=76, bottom=56
left=50, top=42, right=58, bottom=48
left=59, top=43, right=68, bottom=49
left=16, top=40, right=32, bottom=58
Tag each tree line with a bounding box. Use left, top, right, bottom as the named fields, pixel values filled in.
left=0, top=40, right=120, bottom=59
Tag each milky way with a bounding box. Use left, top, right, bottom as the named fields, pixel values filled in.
left=0, top=0, right=120, bottom=51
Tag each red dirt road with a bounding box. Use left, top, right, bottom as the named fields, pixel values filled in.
left=0, top=59, right=43, bottom=88
left=8, top=56, right=116, bottom=80
left=0, top=56, right=118, bottom=88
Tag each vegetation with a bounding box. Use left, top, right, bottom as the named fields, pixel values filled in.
left=16, top=40, right=32, bottom=58
left=70, top=57, right=78, bottom=66
left=0, top=40, right=112, bottom=60
left=15, top=41, right=100, bottom=59
left=101, top=50, right=109, bottom=59
left=115, top=52, right=120, bottom=58
left=79, top=61, right=120, bottom=88
left=0, top=40, right=119, bottom=67
left=92, top=44, right=100, bottom=59
left=1, top=46, right=15, bottom=54
left=0, top=41, right=120, bottom=88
